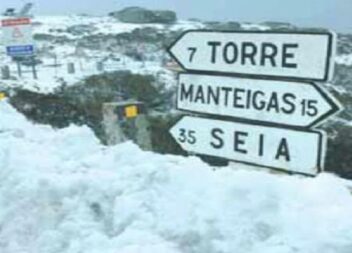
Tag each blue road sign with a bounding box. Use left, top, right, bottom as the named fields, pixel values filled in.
left=6, top=45, right=34, bottom=57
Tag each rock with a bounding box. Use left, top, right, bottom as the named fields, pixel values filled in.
left=48, top=28, right=65, bottom=33
left=130, top=27, right=165, bottom=42
left=332, top=64, right=352, bottom=94
left=204, top=21, right=241, bottom=31
left=33, top=33, right=71, bottom=44
left=66, top=24, right=96, bottom=36
left=152, top=10, right=177, bottom=24
left=323, top=122, right=352, bottom=179
left=316, top=61, right=352, bottom=178
left=77, top=34, right=111, bottom=50
left=337, top=34, right=352, bottom=55
left=78, top=27, right=166, bottom=51
left=9, top=89, right=86, bottom=129
left=109, top=6, right=177, bottom=24
left=261, top=21, right=296, bottom=30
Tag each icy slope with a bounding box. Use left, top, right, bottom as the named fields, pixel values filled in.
left=1, top=100, right=352, bottom=253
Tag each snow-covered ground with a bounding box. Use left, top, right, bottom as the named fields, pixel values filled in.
left=0, top=15, right=199, bottom=93
left=1, top=15, right=351, bottom=94
left=1, top=14, right=352, bottom=252
left=32, top=15, right=204, bottom=37
left=1, top=99, right=352, bottom=253
left=335, top=54, right=352, bottom=66
left=0, top=54, right=173, bottom=93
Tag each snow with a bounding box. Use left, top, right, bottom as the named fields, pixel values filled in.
left=1, top=14, right=349, bottom=94
left=335, top=54, right=352, bottom=66
left=32, top=16, right=204, bottom=37
left=32, top=15, right=163, bottom=37
left=1, top=99, right=352, bottom=253
left=0, top=14, right=189, bottom=93
left=1, top=13, right=352, bottom=252
left=0, top=54, right=169, bottom=93
left=241, top=23, right=270, bottom=31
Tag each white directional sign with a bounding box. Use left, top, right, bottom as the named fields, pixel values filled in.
left=168, top=30, right=335, bottom=82
left=170, top=116, right=325, bottom=176
left=177, top=73, right=341, bottom=128
left=1, top=17, right=35, bottom=56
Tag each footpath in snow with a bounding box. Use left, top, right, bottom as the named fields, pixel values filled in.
left=0, top=99, right=352, bottom=253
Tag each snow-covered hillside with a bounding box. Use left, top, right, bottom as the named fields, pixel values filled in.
left=0, top=15, right=205, bottom=93
left=1, top=15, right=351, bottom=94
left=1, top=15, right=352, bottom=94
left=1, top=99, right=352, bottom=253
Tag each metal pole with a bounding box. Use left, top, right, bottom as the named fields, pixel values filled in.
left=16, top=60, right=22, bottom=78
left=32, top=56, right=38, bottom=79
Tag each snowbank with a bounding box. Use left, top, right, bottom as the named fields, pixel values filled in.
left=335, top=54, right=352, bottom=66
left=1, top=100, right=352, bottom=253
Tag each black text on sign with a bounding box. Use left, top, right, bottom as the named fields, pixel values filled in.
left=168, top=30, right=335, bottom=81
left=170, top=116, right=325, bottom=176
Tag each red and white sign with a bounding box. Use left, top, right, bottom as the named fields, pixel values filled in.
left=1, top=18, right=31, bottom=27
left=1, top=17, right=34, bottom=49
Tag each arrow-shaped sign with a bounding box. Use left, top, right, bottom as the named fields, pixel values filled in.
left=177, top=73, right=342, bottom=128
left=170, top=116, right=325, bottom=176
left=168, top=30, right=335, bottom=82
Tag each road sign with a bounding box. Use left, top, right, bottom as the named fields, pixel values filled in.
left=168, top=30, right=335, bottom=82
left=1, top=18, right=30, bottom=26
left=2, top=17, right=34, bottom=57
left=6, top=45, right=34, bottom=57
left=170, top=116, right=325, bottom=176
left=177, top=73, right=341, bottom=128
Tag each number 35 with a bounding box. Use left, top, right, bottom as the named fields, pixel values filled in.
left=178, top=128, right=197, bottom=144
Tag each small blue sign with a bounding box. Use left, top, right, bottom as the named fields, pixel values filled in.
left=6, top=45, right=34, bottom=56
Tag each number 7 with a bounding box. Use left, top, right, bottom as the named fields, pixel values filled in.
left=188, top=47, right=197, bottom=62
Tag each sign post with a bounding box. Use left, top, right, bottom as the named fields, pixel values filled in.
left=16, top=60, right=22, bottom=77
left=168, top=29, right=342, bottom=176
left=31, top=56, right=38, bottom=80
left=1, top=17, right=36, bottom=78
left=2, top=18, right=35, bottom=56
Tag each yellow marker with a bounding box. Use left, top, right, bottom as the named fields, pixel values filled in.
left=125, top=105, right=138, bottom=118
left=0, top=92, right=6, bottom=100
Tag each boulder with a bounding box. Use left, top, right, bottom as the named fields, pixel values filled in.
left=205, top=21, right=241, bottom=31
left=337, top=34, right=352, bottom=55
left=319, top=62, right=352, bottom=178
left=261, top=21, right=296, bottom=30
left=323, top=122, right=352, bottom=179
left=33, top=33, right=71, bottom=43
left=109, top=7, right=176, bottom=24
left=66, top=24, right=96, bottom=36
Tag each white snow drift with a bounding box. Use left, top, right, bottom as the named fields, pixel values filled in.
left=1, top=100, right=352, bottom=253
